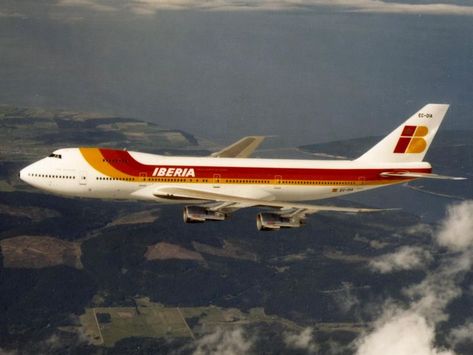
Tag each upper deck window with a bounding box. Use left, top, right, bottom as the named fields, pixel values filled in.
left=48, top=153, right=62, bottom=159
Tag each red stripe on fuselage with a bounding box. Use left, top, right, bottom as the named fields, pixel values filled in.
left=100, top=148, right=149, bottom=175
left=98, top=148, right=431, bottom=181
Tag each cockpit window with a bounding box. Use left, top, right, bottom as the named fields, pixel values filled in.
left=48, top=153, right=62, bottom=159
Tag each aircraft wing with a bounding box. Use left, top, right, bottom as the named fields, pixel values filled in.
left=152, top=186, right=384, bottom=214
left=381, top=172, right=466, bottom=180
left=211, top=136, right=265, bottom=158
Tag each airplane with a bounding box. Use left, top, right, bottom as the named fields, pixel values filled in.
left=19, top=104, right=465, bottom=231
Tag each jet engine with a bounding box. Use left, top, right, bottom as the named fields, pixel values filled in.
left=256, top=212, right=305, bottom=231
left=183, top=206, right=228, bottom=223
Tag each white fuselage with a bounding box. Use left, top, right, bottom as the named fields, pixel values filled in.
left=19, top=147, right=430, bottom=203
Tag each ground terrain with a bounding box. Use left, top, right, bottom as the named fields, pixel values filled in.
left=0, top=106, right=472, bottom=354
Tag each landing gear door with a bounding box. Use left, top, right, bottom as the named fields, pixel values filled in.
left=79, top=171, right=87, bottom=185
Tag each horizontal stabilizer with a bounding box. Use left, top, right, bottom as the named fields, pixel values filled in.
left=380, top=172, right=466, bottom=180
left=211, top=136, right=265, bottom=158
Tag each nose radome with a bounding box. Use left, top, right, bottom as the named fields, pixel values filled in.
left=19, top=167, right=26, bottom=182
left=19, top=166, right=31, bottom=183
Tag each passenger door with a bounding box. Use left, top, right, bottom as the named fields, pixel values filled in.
left=79, top=171, right=87, bottom=185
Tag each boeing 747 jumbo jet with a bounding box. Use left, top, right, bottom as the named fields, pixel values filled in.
left=20, top=104, right=464, bottom=231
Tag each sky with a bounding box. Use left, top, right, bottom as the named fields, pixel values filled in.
left=1, top=0, right=472, bottom=146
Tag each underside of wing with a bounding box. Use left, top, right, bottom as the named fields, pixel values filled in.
left=381, top=171, right=466, bottom=180
left=210, top=136, right=265, bottom=158
left=153, top=186, right=384, bottom=214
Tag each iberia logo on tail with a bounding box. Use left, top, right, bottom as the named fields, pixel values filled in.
left=394, top=125, right=429, bottom=154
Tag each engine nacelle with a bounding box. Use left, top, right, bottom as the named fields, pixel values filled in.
left=183, top=206, right=228, bottom=223
left=256, top=212, right=305, bottom=231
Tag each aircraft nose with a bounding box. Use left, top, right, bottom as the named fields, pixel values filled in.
left=19, top=165, right=31, bottom=183
left=19, top=167, right=26, bottom=182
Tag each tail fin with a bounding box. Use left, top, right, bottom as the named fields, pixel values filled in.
left=356, top=104, right=449, bottom=163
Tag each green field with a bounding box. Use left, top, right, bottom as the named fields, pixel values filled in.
left=79, top=298, right=304, bottom=347
left=80, top=299, right=193, bottom=347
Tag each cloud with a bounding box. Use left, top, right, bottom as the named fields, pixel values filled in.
left=436, top=200, right=473, bottom=252
left=449, top=320, right=473, bottom=347
left=403, top=258, right=463, bottom=324
left=44, top=334, right=65, bottom=350
left=356, top=308, right=453, bottom=355
left=48, top=0, right=473, bottom=16
left=369, top=246, right=432, bottom=273
left=0, top=11, right=27, bottom=19
left=193, top=327, right=254, bottom=355
left=405, top=223, right=434, bottom=237
left=335, top=0, right=473, bottom=15
left=283, top=327, right=319, bottom=353
left=133, top=0, right=473, bottom=15
left=333, top=282, right=360, bottom=314
left=355, top=200, right=473, bottom=355
left=56, top=0, right=117, bottom=12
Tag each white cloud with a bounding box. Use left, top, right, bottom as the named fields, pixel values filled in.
left=436, top=200, right=473, bottom=252
left=369, top=246, right=432, bottom=273
left=0, top=11, right=27, bottom=19
left=405, top=223, right=434, bottom=237
left=57, top=0, right=117, bottom=12
left=283, top=327, right=319, bottom=353
left=449, top=320, right=473, bottom=347
left=44, top=334, right=65, bottom=350
left=193, top=327, right=254, bottom=355
left=125, top=0, right=289, bottom=14
left=355, top=200, right=473, bottom=355
left=356, top=309, right=453, bottom=355
left=333, top=282, right=360, bottom=314
left=49, top=0, right=473, bottom=15
left=404, top=261, right=463, bottom=324
left=334, top=0, right=473, bottom=15
left=326, top=339, right=348, bottom=354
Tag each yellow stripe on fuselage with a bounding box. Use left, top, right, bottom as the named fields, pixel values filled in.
left=80, top=147, right=132, bottom=179
left=133, top=177, right=407, bottom=186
